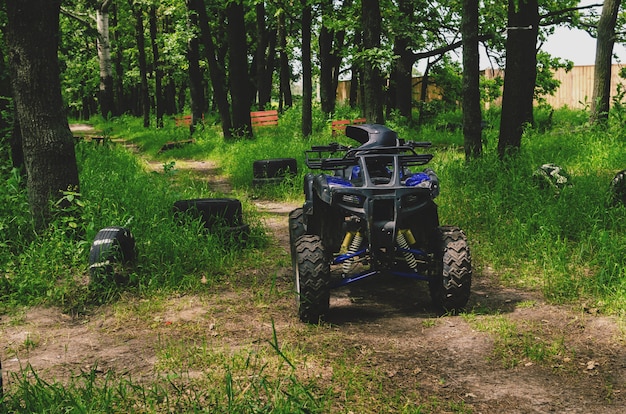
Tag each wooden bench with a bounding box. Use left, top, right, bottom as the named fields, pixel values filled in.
left=175, top=115, right=192, bottom=127
left=175, top=114, right=205, bottom=127
left=250, top=110, right=279, bottom=127
left=331, top=117, right=366, bottom=137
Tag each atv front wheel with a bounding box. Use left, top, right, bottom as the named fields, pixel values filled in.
left=294, top=235, right=330, bottom=323
left=429, top=226, right=472, bottom=313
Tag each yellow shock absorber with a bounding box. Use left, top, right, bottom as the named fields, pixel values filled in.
left=342, top=231, right=363, bottom=274
left=397, top=230, right=418, bottom=269
left=401, top=229, right=417, bottom=245
left=340, top=231, right=355, bottom=254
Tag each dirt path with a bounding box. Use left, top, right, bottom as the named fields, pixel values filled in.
left=3, top=133, right=626, bottom=412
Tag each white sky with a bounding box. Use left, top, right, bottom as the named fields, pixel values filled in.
left=541, top=26, right=626, bottom=67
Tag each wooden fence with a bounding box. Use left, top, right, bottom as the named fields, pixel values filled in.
left=336, top=64, right=626, bottom=109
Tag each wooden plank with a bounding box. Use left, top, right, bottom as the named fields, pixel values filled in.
left=331, top=118, right=367, bottom=137
left=175, top=115, right=192, bottom=127
left=250, top=110, right=279, bottom=127
left=331, top=119, right=351, bottom=137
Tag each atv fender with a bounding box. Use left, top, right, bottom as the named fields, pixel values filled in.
left=312, top=174, right=343, bottom=205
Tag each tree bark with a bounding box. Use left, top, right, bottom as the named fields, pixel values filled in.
left=187, top=5, right=205, bottom=134
left=254, top=3, right=276, bottom=110
left=590, top=0, right=620, bottom=126
left=349, top=30, right=362, bottom=109
left=129, top=1, right=150, bottom=128
left=149, top=6, right=164, bottom=128
left=389, top=0, right=415, bottom=120
left=361, top=0, right=384, bottom=124
left=277, top=7, right=293, bottom=110
left=301, top=0, right=312, bottom=137
left=96, top=0, right=115, bottom=118
left=188, top=0, right=232, bottom=139
left=227, top=1, right=252, bottom=137
left=6, top=0, right=79, bottom=229
left=319, top=0, right=336, bottom=115
left=498, top=0, right=539, bottom=158
left=462, top=0, right=482, bottom=160
left=111, top=4, right=125, bottom=115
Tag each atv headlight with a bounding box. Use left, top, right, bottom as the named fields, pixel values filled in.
left=341, top=194, right=364, bottom=206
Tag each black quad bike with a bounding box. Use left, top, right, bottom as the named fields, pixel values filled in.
left=289, top=124, right=471, bottom=323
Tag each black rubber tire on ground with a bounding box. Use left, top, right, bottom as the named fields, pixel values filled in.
left=253, top=158, right=297, bottom=179
left=220, top=223, right=251, bottom=244
left=288, top=208, right=306, bottom=264
left=609, top=169, right=626, bottom=206
left=429, top=226, right=472, bottom=313
left=294, top=235, right=330, bottom=323
left=88, top=226, right=136, bottom=285
left=252, top=177, right=287, bottom=187
left=173, top=198, right=243, bottom=229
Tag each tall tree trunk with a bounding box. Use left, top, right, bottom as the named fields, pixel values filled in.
left=187, top=5, right=204, bottom=134
left=319, top=0, right=335, bottom=115
left=227, top=1, right=252, bottom=137
left=6, top=0, right=79, bottom=229
left=361, top=0, right=384, bottom=124
left=111, top=3, right=125, bottom=115
left=188, top=0, right=232, bottom=139
left=389, top=0, right=415, bottom=120
left=96, top=0, right=114, bottom=118
left=255, top=3, right=269, bottom=110
left=498, top=0, right=539, bottom=158
left=462, top=0, right=482, bottom=160
left=301, top=0, right=312, bottom=137
left=590, top=0, right=620, bottom=126
left=259, top=30, right=277, bottom=109
left=149, top=6, right=164, bottom=128
left=277, top=7, right=292, bottom=110
left=129, top=1, right=150, bottom=128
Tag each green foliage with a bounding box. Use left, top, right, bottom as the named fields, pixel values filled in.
left=0, top=136, right=268, bottom=313
left=437, top=108, right=626, bottom=309
left=480, top=74, right=503, bottom=106
left=535, top=51, right=574, bottom=104
left=429, top=58, right=463, bottom=110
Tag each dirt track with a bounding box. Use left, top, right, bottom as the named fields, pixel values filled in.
left=2, top=131, right=626, bottom=412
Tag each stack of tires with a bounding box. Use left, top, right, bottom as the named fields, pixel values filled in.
left=252, top=158, right=297, bottom=186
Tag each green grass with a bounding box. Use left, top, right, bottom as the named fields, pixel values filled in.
left=6, top=105, right=626, bottom=312
left=3, top=104, right=626, bottom=411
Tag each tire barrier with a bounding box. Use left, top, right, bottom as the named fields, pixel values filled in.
left=252, top=158, right=297, bottom=186
left=609, top=169, right=626, bottom=206
left=88, top=226, right=136, bottom=285
left=173, top=198, right=250, bottom=241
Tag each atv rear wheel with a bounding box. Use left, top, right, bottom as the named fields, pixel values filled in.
left=429, top=226, right=472, bottom=313
left=294, top=235, right=330, bottom=323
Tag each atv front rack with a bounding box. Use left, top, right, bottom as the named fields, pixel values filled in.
left=305, top=142, right=433, bottom=171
